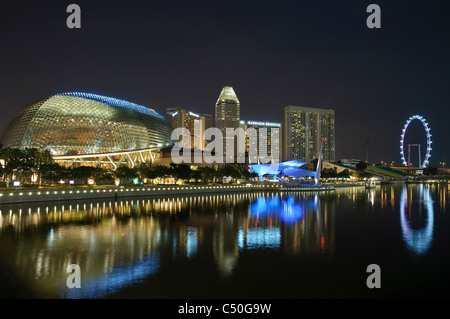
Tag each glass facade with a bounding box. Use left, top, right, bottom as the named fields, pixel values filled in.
left=0, top=93, right=173, bottom=155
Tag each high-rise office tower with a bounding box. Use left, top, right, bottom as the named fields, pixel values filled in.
left=215, top=86, right=240, bottom=158
left=202, top=113, right=213, bottom=131
left=239, top=120, right=282, bottom=164
left=202, top=113, right=213, bottom=145
left=284, top=105, right=335, bottom=163
left=167, top=107, right=208, bottom=150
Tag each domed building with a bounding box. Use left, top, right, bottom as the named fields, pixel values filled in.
left=0, top=92, right=174, bottom=168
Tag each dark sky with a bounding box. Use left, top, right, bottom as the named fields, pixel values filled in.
left=1, top=0, right=449, bottom=166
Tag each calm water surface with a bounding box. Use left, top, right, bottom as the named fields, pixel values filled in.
left=0, top=183, right=449, bottom=299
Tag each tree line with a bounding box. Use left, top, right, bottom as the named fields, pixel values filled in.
left=0, top=146, right=259, bottom=186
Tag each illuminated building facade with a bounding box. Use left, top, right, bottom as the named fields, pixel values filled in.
left=284, top=105, right=335, bottom=162
left=239, top=120, right=281, bottom=164
left=215, top=86, right=240, bottom=156
left=0, top=92, right=173, bottom=168
left=167, top=107, right=211, bottom=150
left=202, top=113, right=213, bottom=131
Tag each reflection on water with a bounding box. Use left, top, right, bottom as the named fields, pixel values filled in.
left=64, top=254, right=160, bottom=298
left=239, top=194, right=331, bottom=254
left=0, top=183, right=448, bottom=298
left=0, top=192, right=334, bottom=298
left=400, top=184, right=434, bottom=256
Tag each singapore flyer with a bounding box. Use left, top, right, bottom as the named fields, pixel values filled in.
left=400, top=115, right=432, bottom=168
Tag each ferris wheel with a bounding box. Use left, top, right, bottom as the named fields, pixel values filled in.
left=400, top=115, right=432, bottom=168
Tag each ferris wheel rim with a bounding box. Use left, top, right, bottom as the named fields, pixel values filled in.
left=400, top=115, right=432, bottom=168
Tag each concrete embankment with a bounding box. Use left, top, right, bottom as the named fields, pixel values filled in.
left=0, top=184, right=337, bottom=204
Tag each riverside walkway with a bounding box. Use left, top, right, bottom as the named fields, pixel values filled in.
left=0, top=183, right=339, bottom=204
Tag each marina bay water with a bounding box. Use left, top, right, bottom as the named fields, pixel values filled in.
left=0, top=183, right=449, bottom=298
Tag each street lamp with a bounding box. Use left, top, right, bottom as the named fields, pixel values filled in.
left=439, top=160, right=446, bottom=181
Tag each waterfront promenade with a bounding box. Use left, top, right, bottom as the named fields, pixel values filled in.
left=0, top=183, right=343, bottom=204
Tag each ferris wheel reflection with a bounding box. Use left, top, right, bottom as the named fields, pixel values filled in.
left=400, top=185, right=434, bottom=256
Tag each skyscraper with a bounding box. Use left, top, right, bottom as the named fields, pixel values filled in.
left=167, top=107, right=210, bottom=150
left=215, top=86, right=240, bottom=158
left=202, top=113, right=213, bottom=131
left=239, top=120, right=281, bottom=164
left=284, top=105, right=335, bottom=163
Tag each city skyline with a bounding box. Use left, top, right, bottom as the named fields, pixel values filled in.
left=1, top=1, right=450, bottom=304
left=0, top=1, right=449, bottom=166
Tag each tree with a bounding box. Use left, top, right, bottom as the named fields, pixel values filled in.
left=71, top=166, right=101, bottom=180
left=94, top=169, right=115, bottom=185
left=152, top=165, right=172, bottom=183
left=190, top=169, right=202, bottom=183
left=35, top=149, right=54, bottom=185
left=0, top=146, right=56, bottom=185
left=196, top=166, right=217, bottom=183
left=136, top=163, right=153, bottom=183
left=220, top=165, right=241, bottom=181
left=114, top=165, right=139, bottom=185
left=250, top=172, right=259, bottom=180
left=423, top=165, right=438, bottom=175
left=337, top=169, right=350, bottom=179
left=170, top=163, right=192, bottom=183
left=358, top=171, right=373, bottom=179
left=40, top=163, right=69, bottom=183
left=321, top=168, right=338, bottom=178
left=355, top=161, right=368, bottom=172
left=233, top=164, right=254, bottom=181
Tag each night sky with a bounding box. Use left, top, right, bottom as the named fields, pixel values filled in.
left=1, top=0, right=449, bottom=166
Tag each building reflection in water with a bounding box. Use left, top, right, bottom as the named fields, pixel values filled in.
left=0, top=191, right=335, bottom=298
left=399, top=184, right=434, bottom=256
left=238, top=192, right=334, bottom=256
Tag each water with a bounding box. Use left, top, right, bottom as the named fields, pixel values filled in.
left=0, top=183, right=449, bottom=299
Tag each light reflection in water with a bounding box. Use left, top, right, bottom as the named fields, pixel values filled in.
left=399, top=185, right=434, bottom=255
left=62, top=254, right=160, bottom=298
left=0, top=191, right=334, bottom=298
left=237, top=193, right=329, bottom=253
left=249, top=194, right=315, bottom=224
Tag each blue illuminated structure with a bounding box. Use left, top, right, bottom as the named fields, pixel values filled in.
left=249, top=160, right=315, bottom=180
left=54, top=92, right=165, bottom=119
